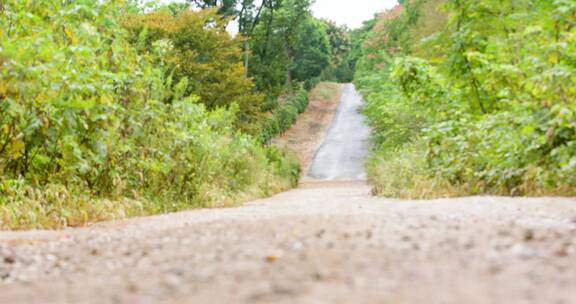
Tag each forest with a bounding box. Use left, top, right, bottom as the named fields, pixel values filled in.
left=0, top=0, right=352, bottom=228
left=355, top=0, right=576, bottom=198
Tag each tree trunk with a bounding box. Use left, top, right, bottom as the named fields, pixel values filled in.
left=244, top=40, right=250, bottom=77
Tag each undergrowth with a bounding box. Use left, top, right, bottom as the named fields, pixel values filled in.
left=0, top=0, right=300, bottom=229
left=356, top=0, right=576, bottom=198
left=367, top=141, right=463, bottom=199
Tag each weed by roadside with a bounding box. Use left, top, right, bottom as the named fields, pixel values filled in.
left=367, top=141, right=464, bottom=199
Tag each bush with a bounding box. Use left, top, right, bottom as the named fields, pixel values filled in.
left=304, top=77, right=321, bottom=91
left=259, top=85, right=311, bottom=144
left=367, top=141, right=463, bottom=199
left=357, top=0, right=576, bottom=197
left=0, top=0, right=299, bottom=229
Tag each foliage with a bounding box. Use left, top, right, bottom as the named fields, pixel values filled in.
left=367, top=141, right=462, bottom=199
left=248, top=0, right=325, bottom=95
left=122, top=9, right=264, bottom=134
left=185, top=0, right=270, bottom=35
left=357, top=0, right=576, bottom=196
left=358, top=55, right=448, bottom=149
left=186, top=0, right=238, bottom=17
left=0, top=0, right=299, bottom=229
left=344, top=17, right=378, bottom=83
left=321, top=20, right=355, bottom=82
left=129, top=0, right=328, bottom=137
left=260, top=86, right=310, bottom=144
left=291, top=18, right=331, bottom=83
left=189, top=0, right=337, bottom=93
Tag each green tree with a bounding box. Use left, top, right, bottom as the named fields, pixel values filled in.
left=186, top=0, right=279, bottom=75
left=188, top=0, right=238, bottom=16
left=291, top=17, right=331, bottom=82
left=248, top=0, right=314, bottom=94
left=321, top=20, right=354, bottom=82
left=122, top=9, right=264, bottom=133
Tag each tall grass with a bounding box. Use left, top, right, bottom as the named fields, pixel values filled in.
left=367, top=141, right=463, bottom=199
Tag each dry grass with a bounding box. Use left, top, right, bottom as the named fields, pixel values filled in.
left=367, top=142, right=466, bottom=199
left=366, top=141, right=576, bottom=199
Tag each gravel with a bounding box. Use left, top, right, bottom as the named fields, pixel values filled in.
left=0, top=182, right=575, bottom=303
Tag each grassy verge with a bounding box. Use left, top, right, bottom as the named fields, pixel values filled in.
left=367, top=141, right=464, bottom=199
left=367, top=139, right=576, bottom=199
left=0, top=146, right=300, bottom=230
left=313, top=82, right=340, bottom=102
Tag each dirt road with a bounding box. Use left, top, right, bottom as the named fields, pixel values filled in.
left=0, top=85, right=575, bottom=304
left=308, top=84, right=371, bottom=180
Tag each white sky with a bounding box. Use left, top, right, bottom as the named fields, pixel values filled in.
left=157, top=0, right=399, bottom=29
left=312, top=0, right=398, bottom=28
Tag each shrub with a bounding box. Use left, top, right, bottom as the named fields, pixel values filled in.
left=0, top=0, right=299, bottom=229
left=357, top=0, right=576, bottom=196
left=367, top=141, right=463, bottom=199
left=259, top=85, right=311, bottom=144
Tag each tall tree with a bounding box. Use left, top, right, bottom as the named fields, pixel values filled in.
left=123, top=9, right=264, bottom=133
left=187, top=0, right=238, bottom=16
left=321, top=20, right=354, bottom=82
left=291, top=18, right=331, bottom=82
left=187, top=0, right=278, bottom=75
left=248, top=0, right=313, bottom=93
